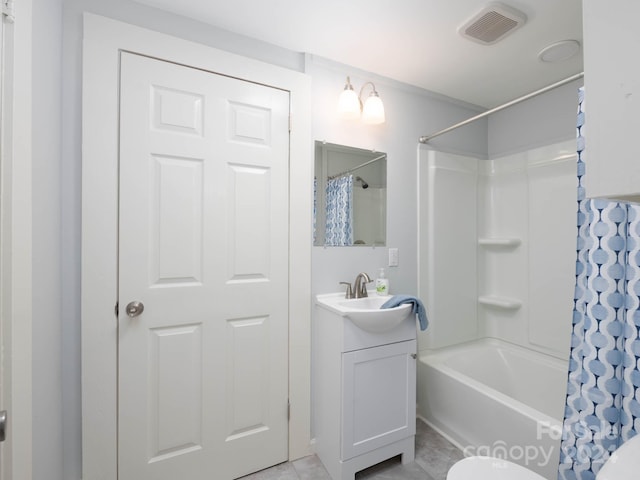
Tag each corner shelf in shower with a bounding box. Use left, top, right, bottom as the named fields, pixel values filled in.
left=478, top=237, right=521, bottom=247
left=478, top=295, right=522, bottom=310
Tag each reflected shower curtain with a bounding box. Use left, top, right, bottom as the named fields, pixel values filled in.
left=559, top=88, right=640, bottom=480
left=325, top=175, right=353, bottom=246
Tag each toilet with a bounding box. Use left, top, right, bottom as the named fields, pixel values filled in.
left=447, top=434, right=640, bottom=480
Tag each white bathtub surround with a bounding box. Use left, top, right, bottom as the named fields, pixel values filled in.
left=417, top=139, right=578, bottom=480
left=417, top=338, right=566, bottom=479
left=417, top=149, right=479, bottom=348
left=417, top=139, right=577, bottom=358
left=416, top=140, right=579, bottom=479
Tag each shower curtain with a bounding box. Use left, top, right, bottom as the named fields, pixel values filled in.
left=559, top=88, right=640, bottom=480
left=324, top=175, right=354, bottom=246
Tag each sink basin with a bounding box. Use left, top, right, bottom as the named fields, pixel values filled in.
left=316, top=293, right=413, bottom=333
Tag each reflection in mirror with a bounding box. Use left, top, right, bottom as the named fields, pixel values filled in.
left=314, top=141, right=387, bottom=246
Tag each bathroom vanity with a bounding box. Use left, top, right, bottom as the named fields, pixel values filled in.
left=313, top=293, right=417, bottom=480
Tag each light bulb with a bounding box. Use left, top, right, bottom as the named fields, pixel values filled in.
left=362, top=92, right=385, bottom=125
left=338, top=83, right=361, bottom=120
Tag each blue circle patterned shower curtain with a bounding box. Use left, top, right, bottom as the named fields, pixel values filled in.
left=558, top=87, right=640, bottom=480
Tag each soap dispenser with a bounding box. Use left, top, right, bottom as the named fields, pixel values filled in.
left=375, top=268, right=389, bottom=296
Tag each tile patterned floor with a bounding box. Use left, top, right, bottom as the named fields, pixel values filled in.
left=239, top=419, right=464, bottom=480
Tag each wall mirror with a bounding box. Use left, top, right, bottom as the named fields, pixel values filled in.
left=314, top=141, right=387, bottom=246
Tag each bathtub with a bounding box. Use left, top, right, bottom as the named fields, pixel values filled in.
left=417, top=338, right=567, bottom=480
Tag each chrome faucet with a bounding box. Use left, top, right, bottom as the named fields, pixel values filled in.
left=353, top=272, right=372, bottom=298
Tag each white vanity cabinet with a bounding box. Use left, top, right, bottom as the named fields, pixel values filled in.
left=314, top=295, right=417, bottom=480
left=583, top=0, right=640, bottom=202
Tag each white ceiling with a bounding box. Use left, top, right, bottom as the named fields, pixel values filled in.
left=133, top=0, right=583, bottom=109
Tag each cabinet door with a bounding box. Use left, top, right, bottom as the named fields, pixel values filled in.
left=341, top=340, right=416, bottom=460
left=583, top=0, right=640, bottom=202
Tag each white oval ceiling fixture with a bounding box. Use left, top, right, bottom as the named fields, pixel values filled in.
left=538, top=40, right=581, bottom=63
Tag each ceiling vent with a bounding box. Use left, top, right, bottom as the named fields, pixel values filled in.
left=459, top=2, right=527, bottom=45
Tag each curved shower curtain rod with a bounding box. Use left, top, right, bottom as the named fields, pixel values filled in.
left=418, top=72, right=584, bottom=144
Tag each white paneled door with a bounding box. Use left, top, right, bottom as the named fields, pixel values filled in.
left=118, top=52, right=290, bottom=480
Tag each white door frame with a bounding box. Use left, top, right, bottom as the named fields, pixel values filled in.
left=81, top=14, right=312, bottom=480
left=0, top=1, right=33, bottom=479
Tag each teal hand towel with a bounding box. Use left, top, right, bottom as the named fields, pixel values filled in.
left=381, top=295, right=428, bottom=331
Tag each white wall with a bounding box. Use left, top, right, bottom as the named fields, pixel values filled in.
left=488, top=79, right=583, bottom=157
left=32, top=1, right=63, bottom=479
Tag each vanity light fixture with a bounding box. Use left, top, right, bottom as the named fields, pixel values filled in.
left=337, top=76, right=386, bottom=125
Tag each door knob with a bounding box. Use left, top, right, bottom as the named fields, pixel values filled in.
left=125, top=301, right=144, bottom=318
left=0, top=410, right=7, bottom=442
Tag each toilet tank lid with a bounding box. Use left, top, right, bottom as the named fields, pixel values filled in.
left=597, top=434, right=640, bottom=480
left=447, top=456, right=545, bottom=480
